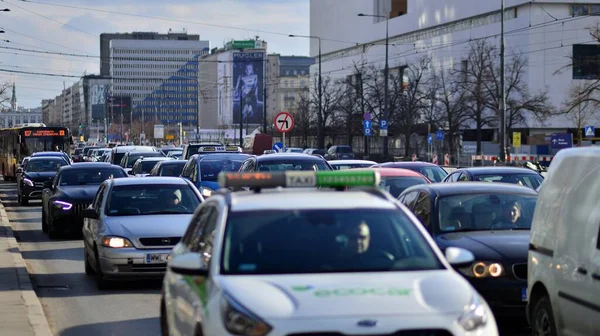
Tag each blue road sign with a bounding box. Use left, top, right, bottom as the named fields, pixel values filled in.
left=585, top=125, right=595, bottom=138
left=435, top=130, right=445, bottom=141
left=272, top=142, right=285, bottom=152
left=363, top=120, right=373, bottom=137
left=550, top=133, right=573, bottom=149
left=380, top=120, right=388, bottom=130
left=363, top=112, right=372, bottom=121
left=427, top=133, right=433, bottom=145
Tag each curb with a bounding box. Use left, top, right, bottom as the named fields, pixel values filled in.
left=0, top=204, right=53, bottom=336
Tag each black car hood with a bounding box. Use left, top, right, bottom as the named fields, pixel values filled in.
left=436, top=230, right=529, bottom=261
left=56, top=185, right=100, bottom=201
left=24, top=172, right=57, bottom=181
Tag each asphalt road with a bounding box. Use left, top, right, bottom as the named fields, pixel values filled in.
left=0, top=181, right=161, bottom=336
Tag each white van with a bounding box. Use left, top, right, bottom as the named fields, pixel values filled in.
left=527, top=147, right=600, bottom=336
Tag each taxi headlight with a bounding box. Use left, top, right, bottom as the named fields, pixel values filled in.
left=101, top=236, right=133, bottom=248
left=457, top=294, right=488, bottom=331
left=220, top=294, right=272, bottom=336
left=201, top=187, right=213, bottom=197
left=460, top=261, right=504, bottom=278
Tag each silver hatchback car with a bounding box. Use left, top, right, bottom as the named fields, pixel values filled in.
left=82, top=176, right=204, bottom=289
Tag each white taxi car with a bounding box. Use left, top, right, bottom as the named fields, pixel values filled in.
left=160, top=170, right=499, bottom=336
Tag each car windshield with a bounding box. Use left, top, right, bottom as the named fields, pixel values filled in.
left=106, top=184, right=200, bottom=216
left=200, top=159, right=245, bottom=181
left=159, top=163, right=185, bottom=177
left=140, top=160, right=165, bottom=173
left=59, top=168, right=127, bottom=186
left=379, top=176, right=429, bottom=198
left=126, top=152, right=163, bottom=167
left=84, top=147, right=99, bottom=155
left=26, top=159, right=67, bottom=172
left=337, top=146, right=353, bottom=153
left=221, top=209, right=443, bottom=275
left=257, top=159, right=331, bottom=172
left=416, top=166, right=448, bottom=183
left=331, top=163, right=374, bottom=170
left=473, top=173, right=543, bottom=189
left=437, top=193, right=538, bottom=232
left=74, top=149, right=82, bottom=155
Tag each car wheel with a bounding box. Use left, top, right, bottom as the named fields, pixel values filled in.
left=19, top=195, right=28, bottom=206
left=41, top=208, right=48, bottom=233
left=94, top=248, right=110, bottom=290
left=47, top=218, right=59, bottom=239
left=83, top=245, right=95, bottom=276
left=532, top=295, right=557, bottom=336
left=160, top=298, right=169, bottom=336
left=194, top=323, right=204, bottom=336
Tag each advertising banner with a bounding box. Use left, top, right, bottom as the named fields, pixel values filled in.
left=232, top=51, right=264, bottom=125
left=91, top=84, right=109, bottom=119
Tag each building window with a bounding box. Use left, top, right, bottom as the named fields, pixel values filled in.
left=573, top=44, right=600, bottom=79
left=390, top=0, right=408, bottom=19
left=571, top=4, right=600, bottom=16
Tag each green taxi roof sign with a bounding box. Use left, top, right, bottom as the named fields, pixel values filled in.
left=218, top=170, right=381, bottom=189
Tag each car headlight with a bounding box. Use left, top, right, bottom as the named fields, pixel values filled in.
left=101, top=236, right=134, bottom=248
left=53, top=200, right=73, bottom=210
left=201, top=187, right=213, bottom=197
left=220, top=293, right=271, bottom=336
left=23, top=178, right=34, bottom=187
left=457, top=294, right=488, bottom=331
left=459, top=261, right=504, bottom=278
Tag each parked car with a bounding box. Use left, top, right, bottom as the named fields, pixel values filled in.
left=372, top=161, right=449, bottom=183
left=325, top=145, right=355, bottom=160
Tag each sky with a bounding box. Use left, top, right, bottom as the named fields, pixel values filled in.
left=0, top=0, right=310, bottom=108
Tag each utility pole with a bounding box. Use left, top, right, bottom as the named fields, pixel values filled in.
left=499, top=0, right=507, bottom=162
left=263, top=56, right=268, bottom=133
left=141, top=107, right=145, bottom=145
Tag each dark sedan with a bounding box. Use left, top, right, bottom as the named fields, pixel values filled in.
left=41, top=163, right=128, bottom=238
left=149, top=160, right=187, bottom=177
left=239, top=153, right=333, bottom=173
left=372, top=161, right=448, bottom=183
left=398, top=182, right=537, bottom=320
left=31, top=151, right=71, bottom=164
left=442, top=166, right=543, bottom=189
left=18, top=157, right=69, bottom=206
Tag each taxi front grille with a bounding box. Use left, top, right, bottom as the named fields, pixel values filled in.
left=287, top=330, right=453, bottom=336
left=139, top=237, right=181, bottom=247
left=512, top=263, right=527, bottom=280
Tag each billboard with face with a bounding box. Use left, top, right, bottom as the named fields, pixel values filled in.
left=232, top=51, right=264, bottom=125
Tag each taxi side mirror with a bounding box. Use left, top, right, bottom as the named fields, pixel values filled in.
left=445, top=247, right=474, bottom=268
left=169, top=253, right=208, bottom=276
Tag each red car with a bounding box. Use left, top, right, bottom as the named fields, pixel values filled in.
left=352, top=167, right=431, bottom=198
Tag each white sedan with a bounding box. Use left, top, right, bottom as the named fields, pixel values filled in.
left=160, top=170, right=498, bottom=336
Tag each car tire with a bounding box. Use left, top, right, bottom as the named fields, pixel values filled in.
left=47, top=218, right=59, bottom=239
left=84, top=246, right=95, bottom=276
left=94, top=248, right=110, bottom=290
left=531, top=295, right=557, bottom=336
left=41, top=210, right=48, bottom=233
left=160, top=299, right=169, bottom=336
left=194, top=323, right=204, bottom=336
left=19, top=195, right=28, bottom=206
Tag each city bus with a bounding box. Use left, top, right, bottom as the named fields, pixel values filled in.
left=0, top=124, right=72, bottom=181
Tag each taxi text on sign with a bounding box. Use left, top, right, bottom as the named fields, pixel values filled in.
left=513, top=132, right=521, bottom=147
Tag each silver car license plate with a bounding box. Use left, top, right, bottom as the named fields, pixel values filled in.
left=145, top=253, right=170, bottom=264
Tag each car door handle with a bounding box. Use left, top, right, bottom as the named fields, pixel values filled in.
left=576, top=267, right=588, bottom=275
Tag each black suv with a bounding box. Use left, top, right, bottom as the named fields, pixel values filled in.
left=18, top=157, right=69, bottom=205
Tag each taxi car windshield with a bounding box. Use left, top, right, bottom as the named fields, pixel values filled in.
left=474, top=173, right=543, bottom=189
left=257, top=160, right=331, bottom=172
left=331, top=163, right=373, bottom=170
left=437, top=193, right=537, bottom=232
left=221, top=209, right=444, bottom=275
left=200, top=159, right=244, bottom=181
left=59, top=168, right=126, bottom=185
left=106, top=184, right=200, bottom=216
left=26, top=160, right=67, bottom=172
left=379, top=176, right=428, bottom=198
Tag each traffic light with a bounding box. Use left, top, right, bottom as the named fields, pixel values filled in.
left=79, top=123, right=82, bottom=128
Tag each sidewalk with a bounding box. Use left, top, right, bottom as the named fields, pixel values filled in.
left=0, top=203, right=52, bottom=336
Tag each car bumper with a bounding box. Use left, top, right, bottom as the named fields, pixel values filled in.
left=20, top=185, right=44, bottom=199
left=98, top=246, right=172, bottom=279
left=204, top=312, right=499, bottom=336
left=468, top=277, right=527, bottom=318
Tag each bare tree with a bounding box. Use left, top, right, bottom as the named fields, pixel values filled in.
left=0, top=82, right=11, bottom=109
left=563, top=82, right=599, bottom=145
left=393, top=57, right=431, bottom=157
left=431, top=67, right=470, bottom=160
left=484, top=52, right=553, bottom=135
left=457, top=40, right=496, bottom=156
left=308, top=76, right=345, bottom=149
left=291, top=92, right=314, bottom=148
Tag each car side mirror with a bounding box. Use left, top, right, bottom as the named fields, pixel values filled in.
left=82, top=208, right=99, bottom=219
left=128, top=170, right=135, bottom=175
left=445, top=247, right=474, bottom=268
left=168, top=253, right=209, bottom=276
left=16, top=167, right=23, bottom=174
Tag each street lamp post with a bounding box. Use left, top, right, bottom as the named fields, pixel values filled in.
left=289, top=34, right=322, bottom=148
left=499, top=0, right=507, bottom=162
left=358, top=13, right=390, bottom=158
